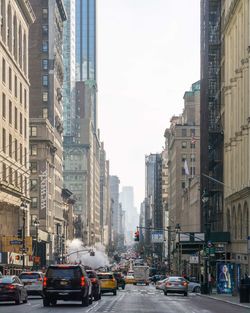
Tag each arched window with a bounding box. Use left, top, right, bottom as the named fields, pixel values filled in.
left=243, top=202, right=249, bottom=239
left=237, top=205, right=242, bottom=239
left=232, top=207, right=237, bottom=240
left=19, top=24, right=22, bottom=68
left=226, top=208, right=231, bottom=232
left=23, top=33, right=27, bottom=75
left=7, top=3, right=12, bottom=52
left=13, top=15, right=17, bottom=60
left=1, top=0, right=6, bottom=42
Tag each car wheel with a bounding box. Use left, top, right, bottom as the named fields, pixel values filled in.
left=194, top=286, right=201, bottom=293
left=51, top=299, right=57, bottom=306
left=23, top=296, right=28, bottom=304
left=89, top=294, right=93, bottom=304
left=113, top=289, right=117, bottom=296
left=82, top=294, right=89, bottom=307
left=164, top=290, right=167, bottom=296
left=184, top=292, right=188, bottom=297
left=43, top=297, right=50, bottom=307
left=15, top=293, right=21, bottom=305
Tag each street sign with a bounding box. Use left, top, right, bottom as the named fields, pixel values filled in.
left=19, top=247, right=28, bottom=253
left=151, top=230, right=164, bottom=243
left=10, top=240, right=23, bottom=245
left=190, top=255, right=199, bottom=264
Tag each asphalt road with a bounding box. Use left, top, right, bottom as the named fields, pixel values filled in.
left=0, top=284, right=249, bottom=313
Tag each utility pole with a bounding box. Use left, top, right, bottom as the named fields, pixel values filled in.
left=167, top=226, right=171, bottom=274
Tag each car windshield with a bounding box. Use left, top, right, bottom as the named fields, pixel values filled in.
left=47, top=267, right=82, bottom=279
left=19, top=273, right=41, bottom=280
left=168, top=277, right=185, bottom=282
left=98, top=274, right=113, bottom=280
left=0, top=276, right=13, bottom=284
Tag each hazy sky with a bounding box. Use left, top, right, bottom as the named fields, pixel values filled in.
left=98, top=0, right=200, bottom=211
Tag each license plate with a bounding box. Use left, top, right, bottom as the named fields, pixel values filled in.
left=60, top=281, right=68, bottom=285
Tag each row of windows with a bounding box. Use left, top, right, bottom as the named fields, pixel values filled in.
left=2, top=162, right=28, bottom=193
left=2, top=128, right=27, bottom=165
left=182, top=167, right=196, bottom=176
left=2, top=94, right=27, bottom=137
left=0, top=0, right=28, bottom=74
left=182, top=154, right=196, bottom=162
left=181, top=129, right=196, bottom=137
left=2, top=58, right=27, bottom=108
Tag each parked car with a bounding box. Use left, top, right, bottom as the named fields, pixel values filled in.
left=150, top=274, right=165, bottom=284
left=163, top=276, right=188, bottom=296
left=113, top=272, right=126, bottom=290
left=155, top=278, right=168, bottom=290
left=86, top=270, right=101, bottom=300
left=97, top=272, right=117, bottom=295
left=42, top=264, right=92, bottom=307
left=19, top=271, right=44, bottom=297
left=0, top=275, right=28, bottom=305
left=185, top=279, right=201, bottom=293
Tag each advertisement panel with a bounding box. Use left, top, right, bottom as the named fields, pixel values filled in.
left=151, top=231, right=164, bottom=243
left=216, top=262, right=235, bottom=294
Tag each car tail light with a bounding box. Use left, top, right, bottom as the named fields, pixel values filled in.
left=43, top=277, right=47, bottom=287
left=91, top=278, right=97, bottom=283
left=38, top=278, right=43, bottom=281
left=7, top=284, right=16, bottom=289
left=182, top=282, right=188, bottom=286
left=80, top=276, right=85, bottom=287
left=166, top=282, right=172, bottom=287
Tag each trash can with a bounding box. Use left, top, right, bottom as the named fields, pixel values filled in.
left=239, top=283, right=250, bottom=303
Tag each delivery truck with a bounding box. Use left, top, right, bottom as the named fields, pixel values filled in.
left=133, top=265, right=149, bottom=285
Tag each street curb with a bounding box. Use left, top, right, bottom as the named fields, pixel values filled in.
left=197, top=294, right=250, bottom=309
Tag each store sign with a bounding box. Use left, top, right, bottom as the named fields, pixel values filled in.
left=151, top=231, right=164, bottom=243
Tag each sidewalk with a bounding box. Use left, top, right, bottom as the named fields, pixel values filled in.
left=198, top=291, right=250, bottom=309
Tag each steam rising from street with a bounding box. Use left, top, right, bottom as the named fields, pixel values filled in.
left=66, top=239, right=110, bottom=269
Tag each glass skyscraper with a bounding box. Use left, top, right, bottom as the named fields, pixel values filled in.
left=75, top=0, right=96, bottom=82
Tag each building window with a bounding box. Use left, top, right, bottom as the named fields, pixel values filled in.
left=181, top=182, right=186, bottom=189
left=15, top=170, right=18, bottom=187
left=42, top=108, right=48, bottom=119
left=42, top=25, right=48, bottom=35
left=2, top=93, right=6, bottom=118
left=2, top=58, right=6, bottom=83
left=9, top=167, right=13, bottom=184
left=31, top=145, right=37, bottom=156
left=24, top=118, right=27, bottom=138
left=42, top=8, right=48, bottom=19
left=190, top=167, right=195, bottom=176
left=2, top=128, right=6, bottom=153
left=31, top=197, right=38, bottom=208
left=190, top=154, right=195, bottom=162
left=18, top=24, right=22, bottom=68
left=24, top=148, right=27, bottom=167
left=181, top=167, right=186, bottom=175
left=30, top=179, right=38, bottom=191
left=42, top=40, right=48, bottom=52
left=14, top=107, right=17, bottom=129
left=182, top=129, right=187, bottom=137
left=190, top=129, right=195, bottom=136
left=14, top=139, right=17, bottom=161
left=8, top=67, right=12, bottom=90
left=182, top=154, right=187, bottom=162
left=42, top=75, right=48, bottom=86
left=9, top=100, right=12, bottom=124
left=20, top=143, right=22, bottom=164
left=20, top=112, right=22, bottom=134
left=2, top=163, right=7, bottom=181
left=30, top=162, right=37, bottom=173
left=24, top=89, right=27, bottom=109
left=30, top=126, right=37, bottom=137
left=190, top=142, right=196, bottom=149
left=19, top=82, right=22, bottom=104
left=42, top=91, right=48, bottom=102
left=14, top=75, right=17, bottom=97
left=9, top=134, right=12, bottom=157
left=42, top=59, right=48, bottom=70
left=182, top=141, right=187, bottom=149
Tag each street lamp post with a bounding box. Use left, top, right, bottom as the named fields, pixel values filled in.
left=33, top=218, right=40, bottom=258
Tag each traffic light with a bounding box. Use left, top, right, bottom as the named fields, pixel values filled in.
left=17, top=228, right=23, bottom=239
left=134, top=230, right=139, bottom=241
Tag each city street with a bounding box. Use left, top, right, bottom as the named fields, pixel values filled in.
left=0, top=284, right=248, bottom=313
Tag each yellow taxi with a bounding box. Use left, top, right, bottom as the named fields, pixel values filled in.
left=125, top=275, right=135, bottom=284
left=97, top=272, right=117, bottom=295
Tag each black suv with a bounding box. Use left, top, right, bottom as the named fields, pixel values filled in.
left=113, top=272, right=126, bottom=290
left=42, top=264, right=92, bottom=307
left=86, top=270, right=101, bottom=300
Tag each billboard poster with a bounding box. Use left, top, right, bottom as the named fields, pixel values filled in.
left=216, top=263, right=235, bottom=294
